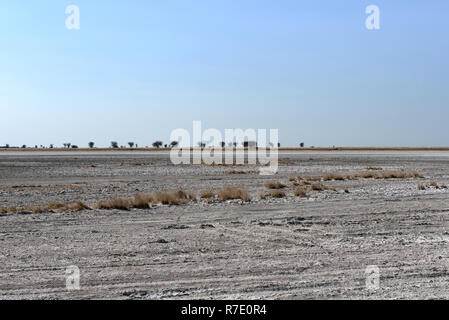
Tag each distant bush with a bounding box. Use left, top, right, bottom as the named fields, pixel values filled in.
left=152, top=141, right=163, bottom=148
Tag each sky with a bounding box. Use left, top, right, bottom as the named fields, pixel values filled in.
left=1, top=0, right=448, bottom=147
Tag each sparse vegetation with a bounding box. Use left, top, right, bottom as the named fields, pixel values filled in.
left=217, top=187, right=250, bottom=201
left=200, top=190, right=216, bottom=200
left=95, top=197, right=132, bottom=210
left=418, top=181, right=448, bottom=190
left=132, top=193, right=154, bottom=208
left=0, top=201, right=91, bottom=214
left=294, top=188, right=308, bottom=198
left=323, top=173, right=346, bottom=181
left=269, top=190, right=286, bottom=198
left=264, top=182, right=287, bottom=189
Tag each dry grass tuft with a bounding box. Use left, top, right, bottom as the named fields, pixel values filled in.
left=343, top=187, right=350, bottom=193
left=294, top=188, right=308, bottom=198
left=269, top=190, right=287, bottom=198
left=217, top=187, right=250, bottom=201
left=200, top=190, right=216, bottom=200
left=132, top=193, right=154, bottom=208
left=429, top=181, right=438, bottom=188
left=70, top=200, right=91, bottom=211
left=418, top=181, right=447, bottom=190
left=289, top=177, right=297, bottom=182
left=264, top=182, right=287, bottom=189
left=95, top=197, right=132, bottom=210
left=323, top=173, right=346, bottom=181
left=310, top=183, right=326, bottom=191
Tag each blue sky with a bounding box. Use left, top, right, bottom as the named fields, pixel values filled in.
left=1, top=1, right=448, bottom=147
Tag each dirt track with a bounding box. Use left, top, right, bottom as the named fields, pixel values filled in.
left=1, top=151, right=449, bottom=299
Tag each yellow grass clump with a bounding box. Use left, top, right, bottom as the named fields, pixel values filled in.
left=217, top=187, right=250, bottom=201
left=95, top=197, right=132, bottom=210
left=200, top=190, right=216, bottom=200
left=264, top=182, right=287, bottom=189
left=269, top=190, right=287, bottom=198
left=294, top=188, right=309, bottom=198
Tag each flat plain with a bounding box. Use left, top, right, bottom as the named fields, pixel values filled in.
left=1, top=150, right=449, bottom=299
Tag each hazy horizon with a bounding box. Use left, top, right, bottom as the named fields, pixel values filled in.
left=1, top=1, right=448, bottom=148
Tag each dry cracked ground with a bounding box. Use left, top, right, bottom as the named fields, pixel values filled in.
left=1, top=150, right=449, bottom=299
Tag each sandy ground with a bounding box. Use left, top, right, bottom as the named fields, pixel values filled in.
left=1, top=150, right=449, bottom=299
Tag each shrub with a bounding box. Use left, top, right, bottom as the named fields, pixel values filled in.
left=152, top=141, right=163, bottom=148
left=95, top=197, right=131, bottom=210
left=217, top=188, right=250, bottom=201
left=269, top=190, right=286, bottom=198
left=200, top=190, right=216, bottom=200
left=310, top=183, right=325, bottom=191
left=132, top=193, right=154, bottom=208
left=264, top=182, right=287, bottom=189
left=294, top=188, right=308, bottom=198
left=70, top=201, right=91, bottom=211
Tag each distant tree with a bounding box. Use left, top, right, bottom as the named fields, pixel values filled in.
left=111, top=141, right=119, bottom=148
left=164, top=144, right=168, bottom=148
left=65, top=143, right=71, bottom=149
left=198, top=142, right=206, bottom=148
left=34, top=145, right=38, bottom=148
left=221, top=141, right=226, bottom=148
left=49, top=144, right=54, bottom=149
left=170, top=141, right=179, bottom=148
left=128, top=142, right=134, bottom=148
left=88, top=142, right=95, bottom=148
left=277, top=143, right=281, bottom=148
left=71, top=145, right=79, bottom=149
left=300, top=142, right=305, bottom=148
left=232, top=142, right=237, bottom=148
left=21, top=145, right=27, bottom=149
left=152, top=141, right=163, bottom=148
